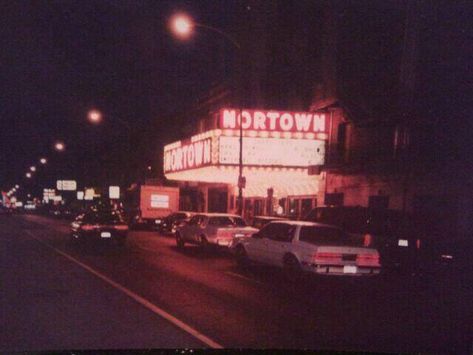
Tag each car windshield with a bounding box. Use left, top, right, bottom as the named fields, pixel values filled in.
left=208, top=216, right=247, bottom=227
left=87, top=211, right=125, bottom=224
left=299, top=225, right=362, bottom=246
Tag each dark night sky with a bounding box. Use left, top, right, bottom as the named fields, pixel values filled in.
left=0, top=1, right=471, bottom=197
left=0, top=0, right=240, bottom=195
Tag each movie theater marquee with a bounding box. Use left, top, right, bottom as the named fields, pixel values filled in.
left=219, top=108, right=328, bottom=133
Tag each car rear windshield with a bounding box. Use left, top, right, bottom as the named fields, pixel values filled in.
left=208, top=216, right=247, bottom=227
left=299, top=226, right=361, bottom=246
left=87, top=212, right=125, bottom=224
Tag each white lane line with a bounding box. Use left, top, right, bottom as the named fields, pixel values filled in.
left=225, top=271, right=263, bottom=285
left=24, top=230, right=223, bottom=349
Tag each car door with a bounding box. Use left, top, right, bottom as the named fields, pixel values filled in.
left=183, top=215, right=200, bottom=241
left=265, top=223, right=296, bottom=266
left=245, top=223, right=277, bottom=263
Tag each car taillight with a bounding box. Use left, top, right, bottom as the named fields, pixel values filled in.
left=356, top=253, right=380, bottom=267
left=416, top=239, right=421, bottom=249
left=114, top=225, right=128, bottom=231
left=81, top=224, right=97, bottom=231
left=314, top=252, right=342, bottom=264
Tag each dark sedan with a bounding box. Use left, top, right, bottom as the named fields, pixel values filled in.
left=160, top=211, right=195, bottom=235
left=70, top=210, right=128, bottom=246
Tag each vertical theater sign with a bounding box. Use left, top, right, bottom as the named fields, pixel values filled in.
left=163, top=108, right=329, bottom=215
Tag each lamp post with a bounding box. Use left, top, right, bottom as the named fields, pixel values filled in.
left=170, top=13, right=245, bottom=215
left=86, top=109, right=132, bottom=188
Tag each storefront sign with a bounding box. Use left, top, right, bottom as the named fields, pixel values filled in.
left=218, top=136, right=325, bottom=166
left=164, top=138, right=212, bottom=173
left=109, top=186, right=120, bottom=199
left=56, top=180, right=77, bottom=191
left=219, top=109, right=328, bottom=133
left=150, top=194, right=169, bottom=208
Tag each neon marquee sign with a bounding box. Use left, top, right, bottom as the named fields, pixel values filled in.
left=164, top=138, right=212, bottom=173
left=219, top=108, right=328, bottom=133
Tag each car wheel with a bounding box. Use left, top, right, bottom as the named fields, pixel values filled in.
left=283, top=254, right=302, bottom=280
left=176, top=233, right=185, bottom=249
left=200, top=235, right=209, bottom=251
left=235, top=245, right=250, bottom=269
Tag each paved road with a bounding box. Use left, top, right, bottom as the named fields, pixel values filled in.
left=1, top=214, right=472, bottom=352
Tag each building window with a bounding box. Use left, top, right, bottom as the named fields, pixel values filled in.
left=368, top=195, right=389, bottom=209
left=324, top=193, right=344, bottom=206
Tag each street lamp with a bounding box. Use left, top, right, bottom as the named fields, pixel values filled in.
left=15, top=185, right=19, bottom=189
left=54, top=141, right=65, bottom=152
left=30, top=166, right=36, bottom=172
left=169, top=13, right=245, bottom=215
left=86, top=110, right=131, bottom=187
left=26, top=172, right=32, bottom=178
left=40, top=158, right=47, bottom=164
left=88, top=109, right=103, bottom=124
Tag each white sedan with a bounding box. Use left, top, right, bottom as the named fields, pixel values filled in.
left=231, top=220, right=381, bottom=276
left=175, top=213, right=258, bottom=249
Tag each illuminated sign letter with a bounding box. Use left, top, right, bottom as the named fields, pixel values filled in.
left=203, top=139, right=211, bottom=163
left=294, top=113, right=312, bottom=132
left=253, top=111, right=266, bottom=130
left=194, top=141, right=204, bottom=166
left=280, top=113, right=294, bottom=131
left=313, top=114, right=326, bottom=132
left=222, top=109, right=237, bottom=129
left=241, top=111, right=252, bottom=129
left=187, top=144, right=195, bottom=167
left=267, top=112, right=279, bottom=130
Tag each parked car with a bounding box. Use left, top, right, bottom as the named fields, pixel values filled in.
left=250, top=215, right=289, bottom=229
left=175, top=213, right=258, bottom=249
left=70, top=209, right=128, bottom=246
left=160, top=211, right=195, bottom=235
left=303, top=206, right=423, bottom=275
left=231, top=220, right=381, bottom=277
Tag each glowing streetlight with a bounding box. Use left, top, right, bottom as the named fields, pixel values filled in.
left=26, top=172, right=32, bottom=178
left=170, top=13, right=194, bottom=39
left=88, top=109, right=102, bottom=124
left=30, top=166, right=36, bottom=172
left=15, top=185, right=19, bottom=189
left=54, top=141, right=65, bottom=152
left=40, top=158, right=47, bottom=164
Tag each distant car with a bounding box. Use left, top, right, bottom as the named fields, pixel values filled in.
left=251, top=215, right=289, bottom=229
left=231, top=220, right=381, bottom=277
left=160, top=211, right=195, bottom=235
left=70, top=209, right=128, bottom=246
left=175, top=213, right=258, bottom=249
left=303, top=206, right=422, bottom=275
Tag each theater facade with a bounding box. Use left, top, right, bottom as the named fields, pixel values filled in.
left=163, top=108, right=332, bottom=219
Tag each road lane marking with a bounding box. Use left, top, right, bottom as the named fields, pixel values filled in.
left=24, top=230, right=223, bottom=349
left=225, top=271, right=263, bottom=285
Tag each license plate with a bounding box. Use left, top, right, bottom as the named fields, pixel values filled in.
left=101, top=232, right=111, bottom=238
left=343, top=265, right=357, bottom=274
left=398, top=239, right=408, bottom=247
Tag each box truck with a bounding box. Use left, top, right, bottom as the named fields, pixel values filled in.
left=125, top=185, right=179, bottom=230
